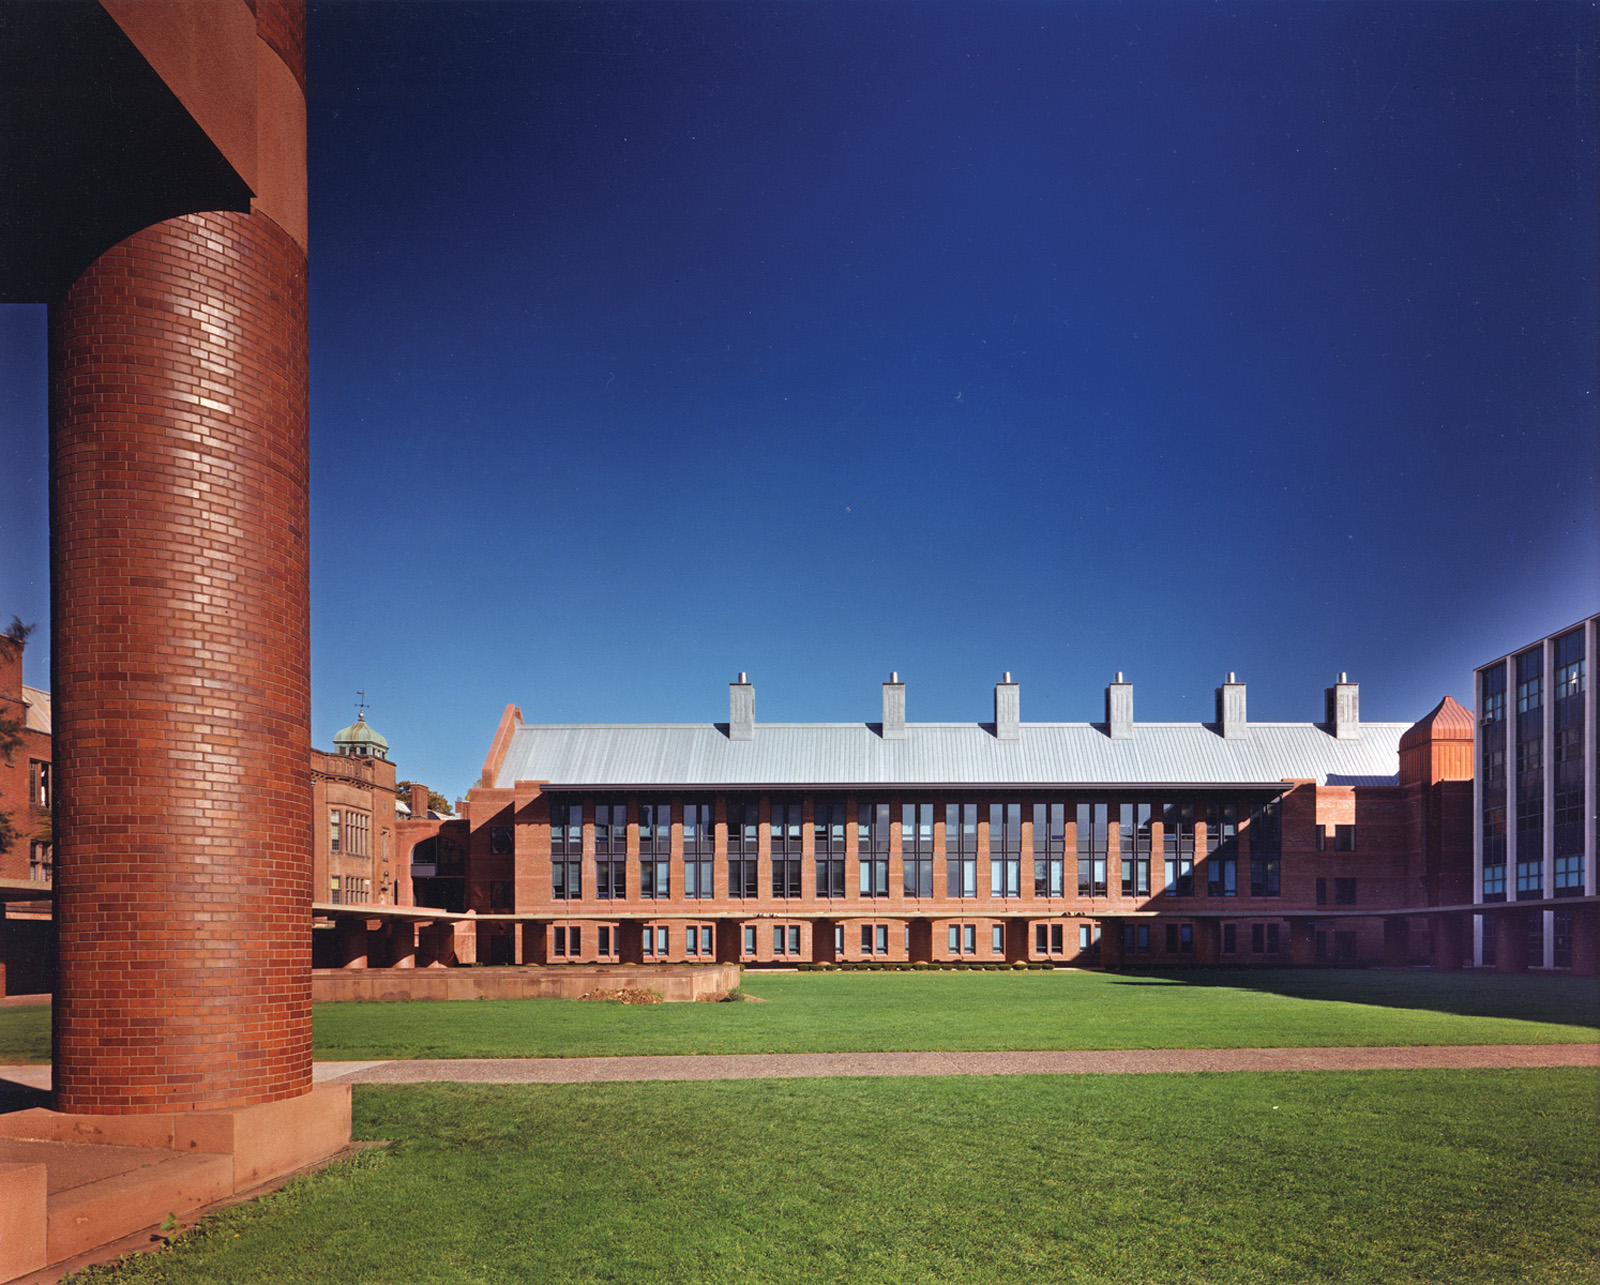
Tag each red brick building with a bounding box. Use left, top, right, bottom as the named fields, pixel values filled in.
left=397, top=670, right=1513, bottom=971
left=311, top=712, right=399, bottom=909
left=0, top=629, right=52, bottom=885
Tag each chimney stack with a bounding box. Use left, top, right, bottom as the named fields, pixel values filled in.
left=994, top=671, right=1020, bottom=740
left=729, top=672, right=754, bottom=741
left=1106, top=672, right=1133, bottom=740
left=1325, top=672, right=1359, bottom=740
left=882, top=671, right=906, bottom=740
left=1215, top=671, right=1247, bottom=739
left=409, top=782, right=430, bottom=819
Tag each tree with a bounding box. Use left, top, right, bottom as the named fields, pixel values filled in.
left=396, top=781, right=453, bottom=816
left=0, top=618, right=36, bottom=856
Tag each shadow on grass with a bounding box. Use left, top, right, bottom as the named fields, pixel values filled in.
left=1099, top=967, right=1600, bottom=1031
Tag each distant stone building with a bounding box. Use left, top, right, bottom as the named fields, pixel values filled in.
left=311, top=711, right=399, bottom=908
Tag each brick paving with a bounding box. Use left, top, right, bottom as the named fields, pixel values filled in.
left=317, top=1043, right=1599, bottom=1085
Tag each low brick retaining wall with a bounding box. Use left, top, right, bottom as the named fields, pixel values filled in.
left=311, top=964, right=740, bottom=1004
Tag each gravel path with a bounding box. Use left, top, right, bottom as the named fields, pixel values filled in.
left=321, top=1043, right=1598, bottom=1085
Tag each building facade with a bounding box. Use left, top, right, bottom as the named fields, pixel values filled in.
left=1472, top=615, right=1599, bottom=971
left=0, top=629, right=52, bottom=885
left=400, top=670, right=1509, bottom=971
left=311, top=711, right=399, bottom=909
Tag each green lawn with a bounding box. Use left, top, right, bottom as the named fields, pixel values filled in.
left=3, top=970, right=1596, bottom=1067
left=311, top=969, right=1600, bottom=1059
left=66, top=1069, right=1600, bottom=1283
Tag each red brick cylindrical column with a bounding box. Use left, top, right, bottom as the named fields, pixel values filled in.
left=49, top=207, right=312, bottom=1113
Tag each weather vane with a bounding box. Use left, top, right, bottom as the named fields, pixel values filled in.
left=355, top=690, right=368, bottom=720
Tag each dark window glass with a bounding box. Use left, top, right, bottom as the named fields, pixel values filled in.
left=1124, top=802, right=1152, bottom=898
left=946, top=803, right=978, bottom=897
left=1033, top=802, right=1065, bottom=897
left=1249, top=799, right=1281, bottom=897
left=903, top=802, right=935, bottom=897
left=1077, top=802, right=1108, bottom=896
left=814, top=797, right=847, bottom=898
left=989, top=802, right=1021, bottom=897
left=859, top=801, right=891, bottom=897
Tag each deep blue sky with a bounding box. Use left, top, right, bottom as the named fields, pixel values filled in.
left=2, top=1, right=1596, bottom=802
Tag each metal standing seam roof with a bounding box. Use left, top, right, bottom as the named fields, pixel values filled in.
left=494, top=721, right=1406, bottom=790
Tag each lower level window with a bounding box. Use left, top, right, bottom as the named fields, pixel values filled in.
left=1516, top=860, right=1542, bottom=897
left=1553, top=909, right=1573, bottom=968
left=1122, top=923, right=1151, bottom=954
left=773, top=925, right=801, bottom=955
left=1482, top=861, right=1506, bottom=899
left=1034, top=924, right=1065, bottom=955
left=1555, top=855, right=1584, bottom=895
left=553, top=925, right=580, bottom=957
left=1166, top=923, right=1194, bottom=954
left=991, top=925, right=1004, bottom=954
left=553, top=860, right=582, bottom=900
left=1250, top=856, right=1280, bottom=897
left=685, top=859, right=713, bottom=899
left=1251, top=922, right=1280, bottom=953
left=1334, top=930, right=1357, bottom=960
left=1481, top=916, right=1497, bottom=966
left=643, top=926, right=668, bottom=956
left=1222, top=923, right=1236, bottom=953
left=744, top=925, right=757, bottom=955
left=598, top=925, right=613, bottom=957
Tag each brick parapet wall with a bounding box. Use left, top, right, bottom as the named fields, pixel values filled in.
left=49, top=208, right=311, bottom=1113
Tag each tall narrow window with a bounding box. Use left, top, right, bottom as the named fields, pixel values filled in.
left=550, top=801, right=583, bottom=900
left=727, top=797, right=760, bottom=899
left=814, top=797, right=847, bottom=898
left=683, top=800, right=713, bottom=899
left=1077, top=802, right=1108, bottom=896
left=989, top=802, right=1021, bottom=897
left=1515, top=648, right=1544, bottom=900
left=1124, top=802, right=1152, bottom=897
left=902, top=802, right=935, bottom=897
left=859, top=802, right=891, bottom=896
left=594, top=801, right=627, bottom=900
left=1033, top=802, right=1065, bottom=897
left=329, top=808, right=341, bottom=854
left=1206, top=800, right=1237, bottom=897
left=1480, top=661, right=1509, bottom=901
left=1162, top=802, right=1194, bottom=895
left=946, top=803, right=978, bottom=897
left=1248, top=799, right=1280, bottom=897
left=639, top=801, right=671, bottom=898
left=771, top=800, right=803, bottom=897
left=1553, top=628, right=1586, bottom=896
